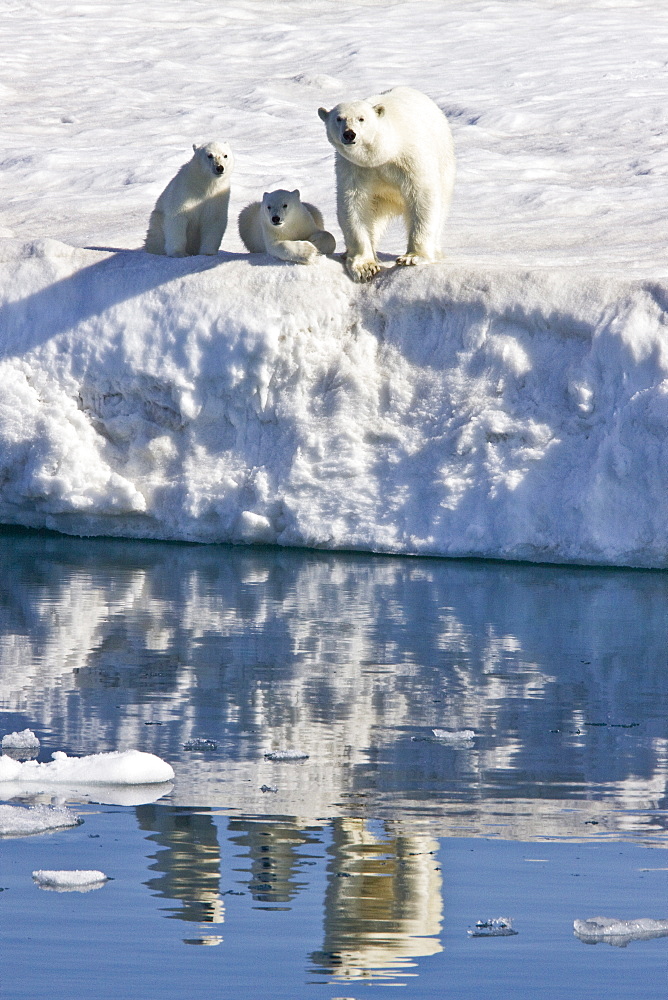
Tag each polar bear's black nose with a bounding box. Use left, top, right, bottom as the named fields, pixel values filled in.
left=271, top=215, right=281, bottom=225
left=215, top=164, right=225, bottom=174
left=342, top=129, right=356, bottom=143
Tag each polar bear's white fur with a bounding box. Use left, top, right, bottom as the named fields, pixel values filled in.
left=318, top=86, right=455, bottom=282
left=238, top=189, right=335, bottom=264
left=144, top=141, right=234, bottom=256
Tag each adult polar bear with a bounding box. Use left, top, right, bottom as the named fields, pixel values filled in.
left=144, top=141, right=234, bottom=256
left=318, top=87, right=455, bottom=282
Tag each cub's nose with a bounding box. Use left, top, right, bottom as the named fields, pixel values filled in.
left=215, top=164, right=225, bottom=174
left=342, top=128, right=356, bottom=143
left=271, top=215, right=281, bottom=225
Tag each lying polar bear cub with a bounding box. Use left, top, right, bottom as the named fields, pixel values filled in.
left=144, top=141, right=234, bottom=256
left=238, top=189, right=336, bottom=264
left=318, top=86, right=455, bottom=282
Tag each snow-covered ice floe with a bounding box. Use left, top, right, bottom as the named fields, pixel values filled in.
left=0, top=803, right=81, bottom=837
left=32, top=869, right=109, bottom=892
left=264, top=750, right=310, bottom=762
left=468, top=917, right=518, bottom=938
left=574, top=916, right=668, bottom=946
left=0, top=749, right=174, bottom=785
left=2, top=729, right=40, bottom=750
left=3, top=239, right=668, bottom=568
left=432, top=729, right=475, bottom=742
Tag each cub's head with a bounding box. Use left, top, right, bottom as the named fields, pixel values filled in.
left=261, top=189, right=301, bottom=227
left=318, top=99, right=386, bottom=166
left=193, top=141, right=234, bottom=178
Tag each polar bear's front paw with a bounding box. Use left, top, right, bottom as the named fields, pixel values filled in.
left=346, top=255, right=382, bottom=282
left=396, top=253, right=426, bottom=267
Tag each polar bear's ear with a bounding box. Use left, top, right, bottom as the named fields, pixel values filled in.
left=292, top=189, right=300, bottom=198
left=192, top=143, right=198, bottom=152
left=318, top=107, right=329, bottom=122
left=374, top=104, right=385, bottom=117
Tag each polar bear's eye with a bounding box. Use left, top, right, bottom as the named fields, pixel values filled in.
left=207, top=153, right=213, bottom=159
left=359, top=117, right=364, bottom=122
left=283, top=204, right=287, bottom=208
left=336, top=116, right=343, bottom=122
left=223, top=154, right=228, bottom=158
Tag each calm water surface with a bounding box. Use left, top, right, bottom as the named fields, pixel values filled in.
left=1, top=530, right=667, bottom=999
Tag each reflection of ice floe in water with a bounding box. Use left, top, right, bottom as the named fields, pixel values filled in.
left=183, top=936, right=223, bottom=946
left=183, top=739, right=217, bottom=751
left=0, top=803, right=81, bottom=837
left=264, top=750, right=309, bottom=761
left=0, top=749, right=174, bottom=784
left=468, top=917, right=518, bottom=937
left=574, top=916, right=668, bottom=946
left=32, top=869, right=109, bottom=892
left=311, top=819, right=442, bottom=982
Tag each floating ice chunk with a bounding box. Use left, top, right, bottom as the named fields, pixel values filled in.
left=468, top=917, right=518, bottom=937
left=260, top=784, right=278, bottom=793
left=0, top=803, right=81, bottom=837
left=264, top=750, right=309, bottom=761
left=574, top=916, right=668, bottom=946
left=32, top=869, right=109, bottom=892
left=183, top=739, right=217, bottom=751
left=432, top=729, right=475, bottom=742
left=2, top=729, right=40, bottom=749
left=0, top=749, right=174, bottom=784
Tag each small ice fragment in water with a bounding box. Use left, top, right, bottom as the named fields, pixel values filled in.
left=2, top=729, right=40, bottom=749
left=260, top=784, right=278, bottom=793
left=468, top=917, right=518, bottom=937
left=0, top=804, right=81, bottom=837
left=433, top=729, right=475, bottom=741
left=574, top=916, right=668, bottom=946
left=183, top=738, right=217, bottom=751
left=32, top=869, right=109, bottom=892
left=264, top=750, right=309, bottom=761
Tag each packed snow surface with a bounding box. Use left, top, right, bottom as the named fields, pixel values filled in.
left=2, top=729, right=40, bottom=749
left=2, top=1, right=668, bottom=567
left=0, top=749, right=174, bottom=785
left=0, top=803, right=80, bottom=837
left=32, top=869, right=109, bottom=892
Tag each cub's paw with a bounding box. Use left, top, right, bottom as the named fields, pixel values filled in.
left=346, top=255, right=382, bottom=282
left=395, top=253, right=426, bottom=267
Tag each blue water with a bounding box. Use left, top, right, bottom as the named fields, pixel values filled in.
left=1, top=530, right=667, bottom=999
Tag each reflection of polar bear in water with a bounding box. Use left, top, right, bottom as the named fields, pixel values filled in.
left=318, top=87, right=455, bottom=282
left=144, top=142, right=234, bottom=256
left=238, top=189, right=335, bottom=264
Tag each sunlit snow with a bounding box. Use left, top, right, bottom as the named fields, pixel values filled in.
left=0, top=803, right=80, bottom=837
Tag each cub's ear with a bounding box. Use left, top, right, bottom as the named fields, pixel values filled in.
left=318, top=107, right=329, bottom=122
left=193, top=143, right=198, bottom=152
left=374, top=104, right=385, bottom=117
left=292, top=189, right=300, bottom=198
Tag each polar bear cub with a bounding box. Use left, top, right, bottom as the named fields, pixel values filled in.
left=318, top=86, right=455, bottom=282
left=238, top=189, right=335, bottom=264
left=144, top=141, right=234, bottom=256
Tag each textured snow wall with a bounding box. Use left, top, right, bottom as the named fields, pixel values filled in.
left=2, top=238, right=668, bottom=567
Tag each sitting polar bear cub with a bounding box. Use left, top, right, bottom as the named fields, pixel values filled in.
left=238, top=189, right=335, bottom=264
left=144, top=141, right=234, bottom=256
left=318, top=86, right=455, bottom=282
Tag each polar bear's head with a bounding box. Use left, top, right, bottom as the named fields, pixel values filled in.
left=261, top=189, right=301, bottom=227
left=318, top=100, right=391, bottom=167
left=192, top=141, right=234, bottom=179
